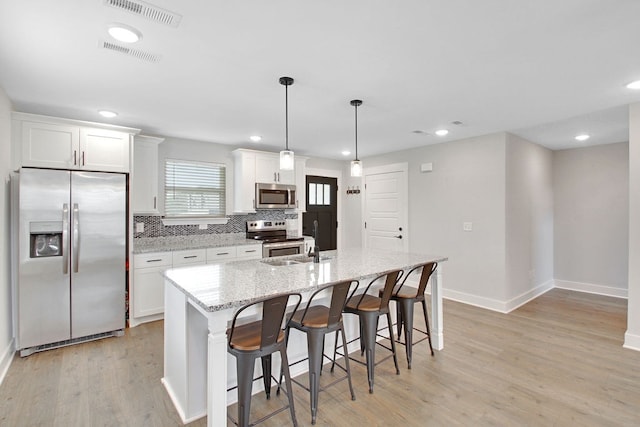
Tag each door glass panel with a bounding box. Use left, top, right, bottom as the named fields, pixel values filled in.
left=323, top=184, right=330, bottom=206
left=308, top=183, right=316, bottom=205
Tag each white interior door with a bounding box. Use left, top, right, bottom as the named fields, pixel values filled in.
left=364, top=164, right=408, bottom=251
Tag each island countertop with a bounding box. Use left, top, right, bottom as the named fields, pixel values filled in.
left=163, top=247, right=448, bottom=313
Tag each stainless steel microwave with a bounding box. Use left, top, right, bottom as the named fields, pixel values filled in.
left=255, top=183, right=297, bottom=209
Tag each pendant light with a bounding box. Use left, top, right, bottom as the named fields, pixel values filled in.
left=279, top=76, right=295, bottom=171
left=350, top=99, right=363, bottom=177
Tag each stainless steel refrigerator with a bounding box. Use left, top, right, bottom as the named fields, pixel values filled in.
left=13, top=168, right=126, bottom=356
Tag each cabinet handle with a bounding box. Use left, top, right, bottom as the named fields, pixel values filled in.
left=183, top=255, right=198, bottom=259
left=274, top=172, right=277, bottom=182
left=244, top=250, right=257, bottom=253
left=73, top=150, right=77, bottom=166
left=146, top=259, right=163, bottom=263
left=253, top=199, right=255, bottom=209
left=277, top=172, right=280, bottom=182
left=153, top=196, right=157, bottom=209
left=82, top=151, right=85, bottom=166
left=216, top=252, right=229, bottom=256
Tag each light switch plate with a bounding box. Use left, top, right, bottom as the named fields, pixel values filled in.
left=199, top=223, right=208, bottom=230
left=463, top=222, right=473, bottom=231
left=135, top=222, right=144, bottom=233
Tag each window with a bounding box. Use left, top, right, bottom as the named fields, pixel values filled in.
left=164, top=159, right=226, bottom=217
left=308, top=183, right=331, bottom=206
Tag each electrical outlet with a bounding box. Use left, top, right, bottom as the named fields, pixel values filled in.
left=463, top=222, right=473, bottom=231
left=199, top=223, right=208, bottom=230
left=135, top=222, right=144, bottom=233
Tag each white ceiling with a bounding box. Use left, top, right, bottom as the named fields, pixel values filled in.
left=1, top=0, right=640, bottom=159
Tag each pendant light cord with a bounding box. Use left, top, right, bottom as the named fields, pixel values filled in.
left=354, top=102, right=359, bottom=160
left=285, top=83, right=289, bottom=151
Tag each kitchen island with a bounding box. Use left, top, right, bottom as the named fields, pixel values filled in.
left=162, top=248, right=447, bottom=426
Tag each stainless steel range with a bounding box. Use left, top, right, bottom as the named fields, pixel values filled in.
left=246, top=220, right=305, bottom=258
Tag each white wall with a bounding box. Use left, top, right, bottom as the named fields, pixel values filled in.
left=626, top=103, right=640, bottom=350
left=0, top=86, right=14, bottom=382
left=554, top=142, right=629, bottom=296
left=505, top=134, right=554, bottom=306
left=359, top=133, right=509, bottom=308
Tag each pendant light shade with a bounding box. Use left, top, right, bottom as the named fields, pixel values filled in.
left=350, top=99, right=363, bottom=177
left=279, top=76, right=295, bottom=171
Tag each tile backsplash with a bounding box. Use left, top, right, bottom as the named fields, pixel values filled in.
left=133, top=210, right=298, bottom=238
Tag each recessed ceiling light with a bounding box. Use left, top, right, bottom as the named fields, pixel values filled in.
left=626, top=80, right=640, bottom=90
left=98, top=110, right=118, bottom=118
left=341, top=150, right=351, bottom=156
left=435, top=129, right=449, bottom=136
left=575, top=134, right=590, bottom=141
left=249, top=135, right=262, bottom=142
left=108, top=24, right=142, bottom=43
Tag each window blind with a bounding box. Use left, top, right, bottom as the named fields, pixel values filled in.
left=164, top=159, right=226, bottom=217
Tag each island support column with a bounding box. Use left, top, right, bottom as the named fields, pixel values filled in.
left=207, top=310, right=230, bottom=427
left=431, top=264, right=444, bottom=350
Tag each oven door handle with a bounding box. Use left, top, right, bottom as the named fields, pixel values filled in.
left=262, top=241, right=305, bottom=249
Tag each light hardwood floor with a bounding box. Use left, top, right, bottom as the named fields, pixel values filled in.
left=1, top=289, right=639, bottom=426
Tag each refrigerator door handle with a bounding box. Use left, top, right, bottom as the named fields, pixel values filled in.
left=62, top=204, right=69, bottom=274
left=73, top=203, right=80, bottom=273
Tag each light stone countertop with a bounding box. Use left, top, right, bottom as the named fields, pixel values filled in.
left=133, top=233, right=260, bottom=254
left=163, top=248, right=448, bottom=312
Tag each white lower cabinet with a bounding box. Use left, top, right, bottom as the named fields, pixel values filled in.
left=132, top=253, right=172, bottom=321
left=236, top=244, right=262, bottom=260
left=206, top=246, right=237, bottom=263
left=131, top=244, right=263, bottom=326
left=172, top=249, right=206, bottom=266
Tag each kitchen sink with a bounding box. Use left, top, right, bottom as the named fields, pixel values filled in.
left=261, top=255, right=333, bottom=266
left=261, top=259, right=302, bottom=266
left=292, top=255, right=333, bottom=263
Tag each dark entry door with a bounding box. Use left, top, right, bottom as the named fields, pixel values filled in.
left=303, top=175, right=338, bottom=250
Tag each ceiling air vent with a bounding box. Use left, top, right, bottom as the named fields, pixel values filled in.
left=100, top=40, right=162, bottom=63
left=103, top=0, right=182, bottom=27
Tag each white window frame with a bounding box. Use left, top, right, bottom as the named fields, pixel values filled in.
left=162, top=158, right=229, bottom=225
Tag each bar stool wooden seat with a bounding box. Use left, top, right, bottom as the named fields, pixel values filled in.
left=336, top=270, right=401, bottom=393
left=280, top=280, right=357, bottom=425
left=387, top=262, right=437, bottom=368
left=227, top=292, right=301, bottom=427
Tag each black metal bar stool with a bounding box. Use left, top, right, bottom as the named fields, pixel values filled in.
left=279, top=280, right=357, bottom=425
left=391, top=262, right=437, bottom=368
left=336, top=269, right=401, bottom=393
left=227, top=292, right=301, bottom=427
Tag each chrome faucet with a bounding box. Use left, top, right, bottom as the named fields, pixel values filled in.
left=307, top=219, right=320, bottom=263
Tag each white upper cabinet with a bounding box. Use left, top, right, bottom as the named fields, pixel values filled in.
left=233, top=149, right=257, bottom=213
left=255, top=153, right=294, bottom=184
left=79, top=128, right=131, bottom=173
left=14, top=113, right=139, bottom=173
left=21, top=121, right=79, bottom=170
left=294, top=157, right=307, bottom=213
left=132, top=135, right=164, bottom=214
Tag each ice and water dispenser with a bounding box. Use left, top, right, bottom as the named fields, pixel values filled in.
left=29, top=221, right=63, bottom=258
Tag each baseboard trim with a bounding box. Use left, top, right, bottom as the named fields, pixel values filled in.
left=504, top=280, right=555, bottom=312
left=623, top=332, right=640, bottom=351
left=442, top=289, right=509, bottom=313
left=0, top=338, right=15, bottom=387
left=442, top=280, right=557, bottom=314
left=161, top=377, right=206, bottom=424
left=554, top=279, right=627, bottom=299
